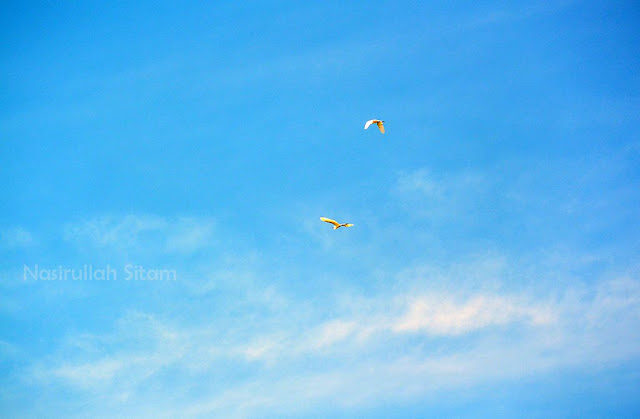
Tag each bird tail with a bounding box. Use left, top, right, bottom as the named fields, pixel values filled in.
left=333, top=225, right=339, bottom=230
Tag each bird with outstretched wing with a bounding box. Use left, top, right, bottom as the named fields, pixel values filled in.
left=320, top=217, right=354, bottom=230
left=364, top=119, right=385, bottom=134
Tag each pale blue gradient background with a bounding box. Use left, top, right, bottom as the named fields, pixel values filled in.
left=1, top=1, right=639, bottom=417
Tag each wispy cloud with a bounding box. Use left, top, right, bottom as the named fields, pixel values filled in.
left=239, top=288, right=557, bottom=364
left=392, top=294, right=553, bottom=334
left=0, top=227, right=35, bottom=249
left=394, top=168, right=491, bottom=222
left=20, top=259, right=640, bottom=416
left=63, top=215, right=216, bottom=255
left=396, top=168, right=489, bottom=199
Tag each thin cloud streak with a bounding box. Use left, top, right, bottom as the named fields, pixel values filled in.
left=63, top=215, right=216, bottom=255
left=0, top=227, right=35, bottom=249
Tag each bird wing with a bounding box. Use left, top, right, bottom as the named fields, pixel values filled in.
left=320, top=217, right=340, bottom=227
left=344, top=223, right=354, bottom=227
left=364, top=120, right=375, bottom=130
left=376, top=121, right=385, bottom=134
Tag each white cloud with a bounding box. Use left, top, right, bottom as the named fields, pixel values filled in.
left=63, top=215, right=216, bottom=255
left=392, top=294, right=554, bottom=334
left=53, top=359, right=125, bottom=389
left=237, top=289, right=556, bottom=363
left=311, top=319, right=358, bottom=349
left=1, top=227, right=34, bottom=249
left=394, top=168, right=491, bottom=221
left=188, top=276, right=640, bottom=416
left=163, top=217, right=216, bottom=254
left=63, top=215, right=166, bottom=247
left=396, top=168, right=442, bottom=197
left=15, top=254, right=640, bottom=417
left=396, top=168, right=487, bottom=198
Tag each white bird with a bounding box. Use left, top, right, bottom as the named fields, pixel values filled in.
left=364, top=119, right=385, bottom=134
left=320, top=217, right=354, bottom=230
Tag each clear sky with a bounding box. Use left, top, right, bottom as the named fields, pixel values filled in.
left=1, top=1, right=640, bottom=417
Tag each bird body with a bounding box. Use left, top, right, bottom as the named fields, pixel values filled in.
left=320, top=217, right=354, bottom=230
left=364, top=119, right=385, bottom=134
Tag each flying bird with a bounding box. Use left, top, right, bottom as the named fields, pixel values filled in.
left=364, top=119, right=385, bottom=134
left=320, top=217, right=354, bottom=230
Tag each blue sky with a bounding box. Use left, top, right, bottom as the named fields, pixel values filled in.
left=1, top=1, right=640, bottom=417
